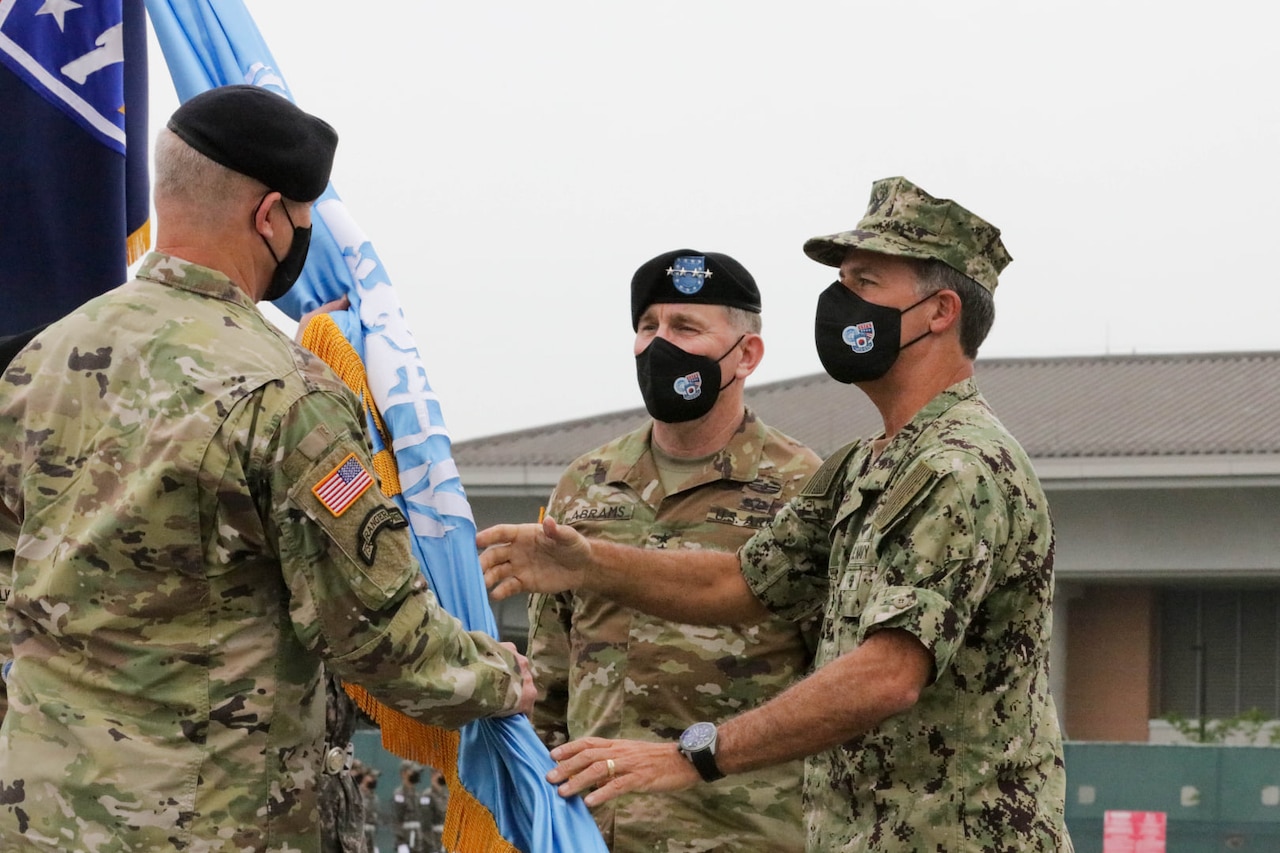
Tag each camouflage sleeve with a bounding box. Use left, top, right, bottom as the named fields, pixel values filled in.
left=0, top=505, right=15, bottom=545
left=526, top=591, right=572, bottom=749
left=0, top=512, right=14, bottom=723
left=0, top=548, right=10, bottom=725
left=264, top=389, right=522, bottom=728
left=739, top=494, right=834, bottom=623
left=526, top=485, right=574, bottom=749
left=854, top=453, right=1008, bottom=680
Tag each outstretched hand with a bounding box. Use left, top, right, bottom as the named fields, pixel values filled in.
left=478, top=516, right=592, bottom=600
left=546, top=736, right=700, bottom=807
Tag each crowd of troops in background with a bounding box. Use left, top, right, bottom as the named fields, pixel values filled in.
left=350, top=759, right=448, bottom=853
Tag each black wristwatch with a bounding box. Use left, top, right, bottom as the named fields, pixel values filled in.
left=678, top=721, right=724, bottom=782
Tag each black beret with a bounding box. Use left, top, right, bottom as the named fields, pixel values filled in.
left=630, top=249, right=761, bottom=330
left=167, top=84, right=338, bottom=202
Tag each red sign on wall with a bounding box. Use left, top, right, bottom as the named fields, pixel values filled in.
left=1103, top=810, right=1167, bottom=853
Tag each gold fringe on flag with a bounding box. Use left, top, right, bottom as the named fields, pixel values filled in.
left=301, top=313, right=519, bottom=853
left=126, top=220, right=150, bottom=266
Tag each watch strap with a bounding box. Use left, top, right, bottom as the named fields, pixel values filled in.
left=685, top=743, right=724, bottom=783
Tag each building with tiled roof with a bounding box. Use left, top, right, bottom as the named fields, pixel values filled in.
left=457, top=351, right=1280, bottom=743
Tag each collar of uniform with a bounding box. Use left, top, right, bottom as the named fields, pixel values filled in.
left=135, top=252, right=257, bottom=311
left=859, top=377, right=982, bottom=492
left=608, top=409, right=766, bottom=501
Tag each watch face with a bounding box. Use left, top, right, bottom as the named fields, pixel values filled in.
left=680, top=721, right=716, bottom=752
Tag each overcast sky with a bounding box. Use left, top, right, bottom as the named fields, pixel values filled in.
left=146, top=1, right=1279, bottom=442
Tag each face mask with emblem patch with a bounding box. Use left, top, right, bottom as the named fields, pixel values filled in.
left=634, top=334, right=744, bottom=424
left=814, top=282, right=934, bottom=383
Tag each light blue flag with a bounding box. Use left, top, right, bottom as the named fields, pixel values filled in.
left=144, top=2, right=607, bottom=850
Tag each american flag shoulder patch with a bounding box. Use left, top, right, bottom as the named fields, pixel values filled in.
left=312, top=453, right=374, bottom=517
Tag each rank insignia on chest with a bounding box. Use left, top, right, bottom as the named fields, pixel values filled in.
left=313, top=453, right=374, bottom=517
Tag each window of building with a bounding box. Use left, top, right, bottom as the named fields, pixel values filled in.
left=1157, top=588, right=1280, bottom=719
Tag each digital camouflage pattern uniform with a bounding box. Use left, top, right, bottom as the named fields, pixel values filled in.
left=391, top=777, right=433, bottom=853
left=0, top=253, right=523, bottom=852
left=740, top=379, right=1072, bottom=852
left=318, top=675, right=366, bottom=853
left=529, top=411, right=821, bottom=852
left=359, top=779, right=381, bottom=851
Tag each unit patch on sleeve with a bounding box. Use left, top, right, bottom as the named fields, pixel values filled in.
left=312, top=453, right=374, bottom=517
left=358, top=505, right=409, bottom=565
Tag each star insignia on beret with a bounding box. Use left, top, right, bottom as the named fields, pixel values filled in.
left=667, top=264, right=712, bottom=279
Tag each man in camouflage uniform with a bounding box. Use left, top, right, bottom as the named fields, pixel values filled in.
left=391, top=762, right=433, bottom=853
left=0, top=325, right=47, bottom=727
left=528, top=249, right=819, bottom=852
left=0, top=329, right=38, bottom=727
left=0, top=497, right=10, bottom=728
left=0, top=85, right=534, bottom=852
left=481, top=178, right=1074, bottom=852
left=354, top=763, right=383, bottom=852
left=425, top=770, right=448, bottom=851
left=0, top=514, right=10, bottom=725
left=319, top=676, right=368, bottom=853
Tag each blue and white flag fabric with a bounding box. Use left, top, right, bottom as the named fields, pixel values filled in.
left=0, top=0, right=149, bottom=335
left=143, top=2, right=606, bottom=851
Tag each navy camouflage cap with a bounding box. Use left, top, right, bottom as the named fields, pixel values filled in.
left=630, top=249, right=761, bottom=330
left=802, top=177, right=1011, bottom=293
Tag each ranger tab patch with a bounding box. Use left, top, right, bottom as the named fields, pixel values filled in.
left=358, top=505, right=409, bottom=565
left=312, top=453, right=373, bottom=517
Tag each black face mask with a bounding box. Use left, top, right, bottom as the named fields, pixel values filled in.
left=634, top=334, right=744, bottom=424
left=255, top=192, right=312, bottom=302
left=814, top=282, right=933, bottom=383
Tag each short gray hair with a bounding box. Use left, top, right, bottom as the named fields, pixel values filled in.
left=912, top=259, right=994, bottom=359
left=153, top=128, right=262, bottom=216
left=724, top=306, right=763, bottom=336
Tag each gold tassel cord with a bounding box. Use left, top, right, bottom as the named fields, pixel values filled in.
left=126, top=220, right=150, bottom=266
left=301, top=313, right=519, bottom=853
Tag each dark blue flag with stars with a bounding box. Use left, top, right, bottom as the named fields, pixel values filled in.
left=0, top=0, right=149, bottom=336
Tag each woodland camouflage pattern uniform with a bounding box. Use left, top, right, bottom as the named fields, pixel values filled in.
left=735, top=177, right=1071, bottom=851
left=0, top=253, right=523, bottom=852
left=529, top=411, right=821, bottom=852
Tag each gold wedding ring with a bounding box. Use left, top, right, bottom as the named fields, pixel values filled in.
left=606, top=758, right=616, bottom=779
